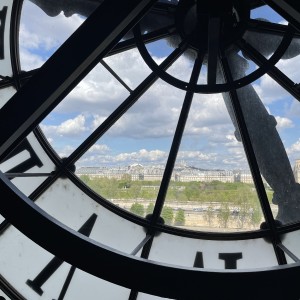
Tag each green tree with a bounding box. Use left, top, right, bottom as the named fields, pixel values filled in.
left=119, top=174, right=132, bottom=189
left=237, top=203, right=249, bottom=229
left=174, top=209, right=185, bottom=226
left=146, top=202, right=154, bottom=215
left=250, top=206, right=262, bottom=228
left=205, top=205, right=214, bottom=227
left=217, top=203, right=231, bottom=228
left=184, top=182, right=199, bottom=201
left=79, top=175, right=91, bottom=185
left=161, top=206, right=174, bottom=225
left=130, top=203, right=144, bottom=217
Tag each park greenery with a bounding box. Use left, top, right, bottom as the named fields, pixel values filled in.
left=79, top=175, right=273, bottom=229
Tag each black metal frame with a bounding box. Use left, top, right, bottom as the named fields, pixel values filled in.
left=263, top=0, right=300, bottom=32
left=2, top=172, right=300, bottom=299
left=2, top=0, right=300, bottom=299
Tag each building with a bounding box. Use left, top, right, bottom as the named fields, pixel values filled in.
left=76, top=165, right=239, bottom=183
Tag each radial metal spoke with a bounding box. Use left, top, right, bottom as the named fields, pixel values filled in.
left=108, top=25, right=176, bottom=57
left=277, top=243, right=300, bottom=262
left=150, top=53, right=203, bottom=226
left=220, top=54, right=286, bottom=265
left=128, top=236, right=154, bottom=300
left=65, top=44, right=186, bottom=166
left=4, top=172, right=53, bottom=179
left=0, top=0, right=158, bottom=161
left=207, top=17, right=221, bottom=85
left=100, top=60, right=132, bottom=93
left=247, top=19, right=300, bottom=37
left=238, top=38, right=300, bottom=102
left=130, top=234, right=152, bottom=256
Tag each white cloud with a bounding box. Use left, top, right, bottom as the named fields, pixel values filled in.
left=275, top=116, right=294, bottom=129
left=19, top=48, right=45, bottom=70
left=20, top=1, right=84, bottom=70
left=252, top=38, right=300, bottom=105
left=57, top=145, right=76, bottom=158
left=41, top=114, right=87, bottom=137
left=177, top=151, right=217, bottom=161
left=115, top=149, right=167, bottom=162
left=58, top=115, right=87, bottom=135
left=92, top=115, right=106, bottom=129
left=252, top=75, right=290, bottom=104
left=88, top=144, right=110, bottom=153
left=77, top=148, right=221, bottom=167
left=103, top=50, right=152, bottom=89
left=287, top=139, right=300, bottom=154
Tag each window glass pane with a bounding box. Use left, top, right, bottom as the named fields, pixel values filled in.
left=225, top=49, right=299, bottom=225
left=40, top=62, right=130, bottom=156
left=251, top=5, right=285, bottom=23
left=75, top=78, right=185, bottom=219
left=104, top=49, right=152, bottom=90
left=275, top=36, right=300, bottom=84
left=163, top=91, right=265, bottom=232
left=243, top=72, right=300, bottom=225
left=20, top=0, right=98, bottom=70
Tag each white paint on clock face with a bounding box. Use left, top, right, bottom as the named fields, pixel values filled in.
left=0, top=1, right=13, bottom=77
left=0, top=226, right=131, bottom=299
left=0, top=290, right=12, bottom=300
left=138, top=293, right=173, bottom=300
left=282, top=230, right=300, bottom=263
left=0, top=133, right=56, bottom=196
left=34, top=178, right=147, bottom=253
left=0, top=87, right=15, bottom=109
left=148, top=232, right=278, bottom=269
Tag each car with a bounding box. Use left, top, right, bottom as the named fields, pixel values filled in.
left=193, top=208, right=204, bottom=212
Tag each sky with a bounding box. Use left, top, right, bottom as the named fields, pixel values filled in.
left=19, top=0, right=300, bottom=171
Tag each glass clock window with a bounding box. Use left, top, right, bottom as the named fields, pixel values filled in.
left=1, top=0, right=300, bottom=299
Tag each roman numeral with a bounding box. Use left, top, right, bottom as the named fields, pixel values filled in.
left=218, top=253, right=243, bottom=269
left=0, top=6, right=7, bottom=60
left=1, top=139, right=43, bottom=179
left=194, top=251, right=243, bottom=269
left=193, top=251, right=204, bottom=268
left=26, top=214, right=97, bottom=298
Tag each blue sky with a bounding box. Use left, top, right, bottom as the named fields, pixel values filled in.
left=20, top=0, right=300, bottom=170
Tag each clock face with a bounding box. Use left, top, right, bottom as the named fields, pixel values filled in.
left=1, top=0, right=300, bottom=299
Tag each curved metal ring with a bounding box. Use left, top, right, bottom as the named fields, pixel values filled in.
left=133, top=23, right=295, bottom=94
left=1, top=172, right=300, bottom=299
